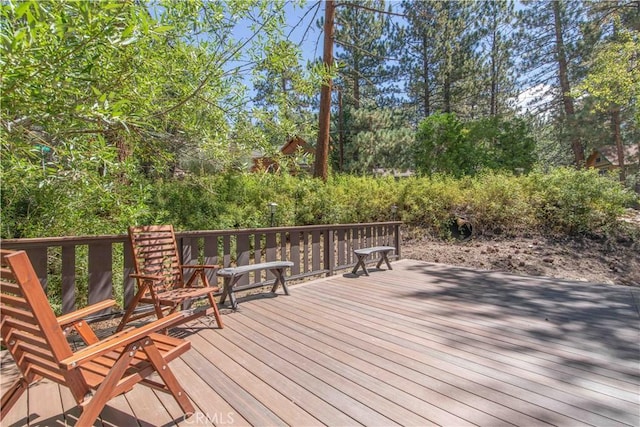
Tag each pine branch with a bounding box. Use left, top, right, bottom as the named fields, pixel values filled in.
left=335, top=2, right=407, bottom=18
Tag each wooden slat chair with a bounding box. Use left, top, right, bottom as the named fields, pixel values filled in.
left=0, top=249, right=195, bottom=426
left=116, top=225, right=223, bottom=332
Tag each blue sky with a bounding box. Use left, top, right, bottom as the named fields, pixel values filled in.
left=232, top=1, right=542, bottom=111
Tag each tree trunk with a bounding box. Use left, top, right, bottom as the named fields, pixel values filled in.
left=353, top=69, right=360, bottom=109
left=338, top=87, right=344, bottom=172
left=443, top=71, right=451, bottom=113
left=611, top=107, right=626, bottom=182
left=422, top=34, right=430, bottom=117
left=552, top=0, right=584, bottom=167
left=490, top=25, right=498, bottom=116
left=314, top=0, right=336, bottom=181
left=353, top=6, right=361, bottom=110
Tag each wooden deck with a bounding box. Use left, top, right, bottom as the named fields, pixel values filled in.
left=2, top=259, right=639, bottom=426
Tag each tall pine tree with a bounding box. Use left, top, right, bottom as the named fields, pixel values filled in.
left=517, top=0, right=591, bottom=167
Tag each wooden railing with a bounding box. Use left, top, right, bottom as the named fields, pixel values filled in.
left=1, top=222, right=401, bottom=314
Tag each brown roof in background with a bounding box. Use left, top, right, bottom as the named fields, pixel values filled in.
left=594, top=145, right=639, bottom=166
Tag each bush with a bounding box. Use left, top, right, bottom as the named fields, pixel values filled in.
left=414, top=113, right=480, bottom=178
left=525, top=167, right=636, bottom=234
left=4, top=167, right=636, bottom=239
left=414, top=114, right=537, bottom=178
left=461, top=172, right=536, bottom=236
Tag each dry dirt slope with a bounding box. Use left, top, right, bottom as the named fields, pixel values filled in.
left=402, top=214, right=640, bottom=287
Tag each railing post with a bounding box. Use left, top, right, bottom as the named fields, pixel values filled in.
left=394, top=222, right=402, bottom=259
left=203, top=235, right=219, bottom=285
left=123, top=242, right=135, bottom=309
left=88, top=242, right=113, bottom=314
left=26, top=247, right=48, bottom=292
left=325, top=229, right=334, bottom=276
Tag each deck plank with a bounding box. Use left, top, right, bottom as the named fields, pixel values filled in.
left=247, top=291, right=563, bottom=426
left=190, top=320, right=358, bottom=426
left=303, top=277, right=640, bottom=398
left=180, top=343, right=286, bottom=427
left=309, top=278, right=639, bottom=391
left=23, top=378, right=65, bottom=426
left=193, top=317, right=396, bottom=426
left=58, top=385, right=94, bottom=427
left=232, top=305, right=481, bottom=426
left=186, top=326, right=324, bottom=427
left=1, top=259, right=638, bottom=427
left=124, top=379, right=177, bottom=426
left=220, top=320, right=429, bottom=425
left=169, top=357, right=245, bottom=427
left=292, top=285, right=638, bottom=425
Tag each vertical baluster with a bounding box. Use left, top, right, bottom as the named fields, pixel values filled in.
left=88, top=243, right=113, bottom=314
left=61, top=245, right=76, bottom=313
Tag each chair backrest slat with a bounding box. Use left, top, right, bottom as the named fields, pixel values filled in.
left=21, top=343, right=60, bottom=368
left=2, top=317, right=44, bottom=337
left=1, top=279, right=22, bottom=295
left=0, top=250, right=75, bottom=385
left=1, top=292, right=31, bottom=310
left=129, top=225, right=184, bottom=293
left=7, top=329, right=48, bottom=349
left=1, top=266, right=17, bottom=279
left=1, top=305, right=39, bottom=325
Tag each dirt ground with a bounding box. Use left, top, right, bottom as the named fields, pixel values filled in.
left=402, top=210, right=640, bottom=287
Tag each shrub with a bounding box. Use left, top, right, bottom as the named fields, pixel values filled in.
left=4, top=167, right=636, bottom=239
left=414, top=113, right=480, bottom=178
left=525, top=167, right=637, bottom=234
left=461, top=172, right=536, bottom=236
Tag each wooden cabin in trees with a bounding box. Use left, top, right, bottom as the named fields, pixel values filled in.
left=251, top=136, right=315, bottom=174
left=586, top=145, right=639, bottom=175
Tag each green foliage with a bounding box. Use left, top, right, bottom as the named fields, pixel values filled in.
left=334, top=0, right=391, bottom=108
left=414, top=113, right=537, bottom=177
left=1, top=0, right=311, bottom=200
left=526, top=167, right=636, bottom=234
left=1, top=136, right=151, bottom=238
left=395, top=175, right=464, bottom=231
left=466, top=115, right=536, bottom=173
left=336, top=105, right=414, bottom=174
left=3, top=167, right=636, bottom=240
left=462, top=172, right=536, bottom=235
left=399, top=0, right=485, bottom=118
left=414, top=113, right=480, bottom=177
left=575, top=17, right=639, bottom=112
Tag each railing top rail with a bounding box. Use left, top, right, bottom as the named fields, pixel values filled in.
left=1, top=222, right=402, bottom=247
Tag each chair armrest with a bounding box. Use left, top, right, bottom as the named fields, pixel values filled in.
left=59, top=311, right=189, bottom=370
left=180, top=264, right=219, bottom=270
left=57, top=299, right=117, bottom=327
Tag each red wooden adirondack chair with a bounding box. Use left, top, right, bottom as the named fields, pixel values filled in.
left=0, top=249, right=196, bottom=425
left=117, top=224, right=223, bottom=332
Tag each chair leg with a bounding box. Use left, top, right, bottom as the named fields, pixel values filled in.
left=77, top=342, right=138, bottom=426
left=141, top=339, right=195, bottom=415
left=1, top=378, right=28, bottom=422
left=116, top=285, right=148, bottom=332
left=207, top=292, right=224, bottom=329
